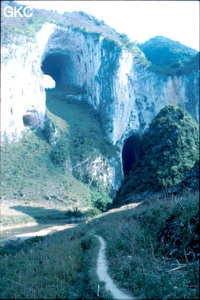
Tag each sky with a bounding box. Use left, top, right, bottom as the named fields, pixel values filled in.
left=16, top=1, right=199, bottom=51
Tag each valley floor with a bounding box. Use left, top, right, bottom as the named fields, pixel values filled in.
left=0, top=191, right=199, bottom=299
left=1, top=224, right=135, bottom=300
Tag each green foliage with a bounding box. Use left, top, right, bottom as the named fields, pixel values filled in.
left=126, top=42, right=151, bottom=67
left=46, top=88, right=116, bottom=161
left=46, top=88, right=117, bottom=197
left=138, top=36, right=198, bottom=75
left=0, top=191, right=199, bottom=299
left=0, top=228, right=84, bottom=299
left=116, top=105, right=199, bottom=202
left=83, top=207, right=102, bottom=218
left=50, top=140, right=68, bottom=166
left=0, top=224, right=110, bottom=299
left=78, top=11, right=105, bottom=26
left=180, top=53, right=200, bottom=74
left=92, top=191, right=199, bottom=299
left=1, top=86, right=116, bottom=205
left=1, top=2, right=52, bottom=42
left=1, top=1, right=120, bottom=46
left=90, top=189, right=113, bottom=212
left=0, top=127, right=99, bottom=206
left=65, top=207, right=84, bottom=218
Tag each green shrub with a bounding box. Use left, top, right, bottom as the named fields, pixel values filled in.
left=137, top=36, right=198, bottom=75
left=90, top=189, right=113, bottom=212
left=116, top=105, right=199, bottom=202
left=65, top=207, right=84, bottom=218
left=92, top=191, right=199, bottom=299
left=50, top=140, right=68, bottom=166
left=83, top=207, right=102, bottom=218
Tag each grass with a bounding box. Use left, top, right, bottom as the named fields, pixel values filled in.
left=1, top=203, right=66, bottom=228
left=91, top=190, right=199, bottom=299
left=0, top=190, right=199, bottom=299
left=1, top=87, right=116, bottom=210
left=0, top=225, right=111, bottom=299
left=46, top=88, right=116, bottom=162
left=1, top=129, right=91, bottom=205
left=45, top=87, right=117, bottom=199
left=0, top=200, right=102, bottom=229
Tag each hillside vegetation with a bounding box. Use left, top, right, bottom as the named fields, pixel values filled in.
left=115, top=105, right=199, bottom=204
left=137, top=36, right=198, bottom=75
left=1, top=1, right=150, bottom=67
left=1, top=88, right=116, bottom=212
left=0, top=190, right=199, bottom=299
left=1, top=1, right=120, bottom=43
left=2, top=3, right=198, bottom=75
left=1, top=3, right=199, bottom=299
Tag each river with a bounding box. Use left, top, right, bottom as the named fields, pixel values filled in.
left=0, top=220, right=83, bottom=246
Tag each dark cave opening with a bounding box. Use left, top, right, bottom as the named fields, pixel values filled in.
left=122, top=136, right=140, bottom=176
left=41, top=53, right=73, bottom=88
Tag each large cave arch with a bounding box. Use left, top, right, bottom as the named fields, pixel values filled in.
left=41, top=53, right=74, bottom=88
left=122, top=135, right=140, bottom=176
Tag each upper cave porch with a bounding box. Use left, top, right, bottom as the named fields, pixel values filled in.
left=41, top=52, right=74, bottom=89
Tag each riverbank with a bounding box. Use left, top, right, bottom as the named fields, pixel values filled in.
left=0, top=191, right=199, bottom=299
left=0, top=223, right=78, bottom=246
left=0, top=199, right=96, bottom=231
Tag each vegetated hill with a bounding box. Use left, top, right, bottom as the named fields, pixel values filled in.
left=115, top=105, right=199, bottom=205
left=168, top=160, right=199, bottom=194
left=1, top=0, right=120, bottom=43
left=180, top=52, right=200, bottom=74
left=1, top=1, right=149, bottom=66
left=137, top=36, right=198, bottom=75
left=1, top=88, right=116, bottom=211
left=0, top=2, right=129, bottom=48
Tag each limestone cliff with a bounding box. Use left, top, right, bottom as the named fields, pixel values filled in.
left=1, top=6, right=199, bottom=192
left=1, top=22, right=198, bottom=144
left=1, top=34, right=46, bottom=142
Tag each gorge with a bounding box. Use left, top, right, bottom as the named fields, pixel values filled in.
left=1, top=2, right=199, bottom=201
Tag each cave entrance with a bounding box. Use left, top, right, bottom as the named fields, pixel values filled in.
left=41, top=53, right=74, bottom=89
left=122, top=135, right=140, bottom=176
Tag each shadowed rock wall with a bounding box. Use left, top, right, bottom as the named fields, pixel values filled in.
left=1, top=22, right=199, bottom=190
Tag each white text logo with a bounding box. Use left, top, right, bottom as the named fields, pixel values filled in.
left=4, top=6, right=33, bottom=18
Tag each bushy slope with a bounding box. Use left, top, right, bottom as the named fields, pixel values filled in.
left=137, top=36, right=198, bottom=75
left=1, top=1, right=132, bottom=50
left=180, top=52, right=200, bottom=74
left=1, top=191, right=199, bottom=299
left=1, top=129, right=91, bottom=206
left=3, top=3, right=197, bottom=74
left=93, top=191, right=199, bottom=299
left=1, top=1, right=150, bottom=66
left=1, top=1, right=120, bottom=44
left=115, top=105, right=199, bottom=203
left=1, top=88, right=116, bottom=210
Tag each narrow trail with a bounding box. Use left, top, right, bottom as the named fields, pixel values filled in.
left=96, top=235, right=134, bottom=300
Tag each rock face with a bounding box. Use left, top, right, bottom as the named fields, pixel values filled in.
left=1, top=35, right=46, bottom=142
left=1, top=22, right=199, bottom=189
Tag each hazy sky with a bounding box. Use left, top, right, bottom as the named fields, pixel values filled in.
left=17, top=1, right=199, bottom=50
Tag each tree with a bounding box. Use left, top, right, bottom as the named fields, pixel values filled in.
left=115, top=105, right=199, bottom=203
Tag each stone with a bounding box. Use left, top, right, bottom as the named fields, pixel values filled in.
left=1, top=19, right=199, bottom=191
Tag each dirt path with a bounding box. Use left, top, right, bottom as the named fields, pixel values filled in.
left=96, top=235, right=134, bottom=300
